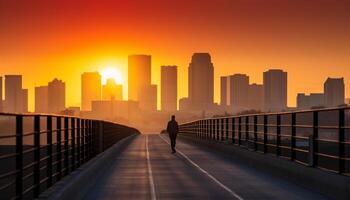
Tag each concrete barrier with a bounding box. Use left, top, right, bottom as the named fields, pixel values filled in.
left=179, top=135, right=350, bottom=200
left=39, top=134, right=137, bottom=200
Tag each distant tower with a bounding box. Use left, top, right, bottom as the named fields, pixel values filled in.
left=263, top=69, right=287, bottom=112
left=229, top=74, right=249, bottom=108
left=4, top=75, right=28, bottom=113
left=128, top=55, right=151, bottom=101
left=188, top=53, right=214, bottom=110
left=103, top=78, right=123, bottom=101
left=35, top=86, right=49, bottom=113
left=48, top=79, right=65, bottom=113
left=0, top=77, right=2, bottom=112
left=81, top=72, right=101, bottom=111
left=324, top=78, right=345, bottom=107
left=161, top=66, right=177, bottom=111
left=220, top=76, right=228, bottom=106
left=139, top=85, right=157, bottom=111
left=248, top=83, right=264, bottom=111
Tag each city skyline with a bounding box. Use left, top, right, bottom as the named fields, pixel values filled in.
left=1, top=0, right=350, bottom=111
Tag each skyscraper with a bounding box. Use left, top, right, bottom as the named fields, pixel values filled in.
left=128, top=55, right=151, bottom=101
left=248, top=83, right=264, bottom=110
left=0, top=77, right=2, bottom=112
left=161, top=66, right=177, bottom=111
left=263, top=69, right=287, bottom=112
left=81, top=72, right=101, bottom=111
left=220, top=76, right=228, bottom=106
left=139, top=84, right=157, bottom=111
left=35, top=86, right=49, bottom=113
left=188, top=53, right=214, bottom=110
left=229, top=74, right=249, bottom=108
left=324, top=77, right=345, bottom=107
left=102, top=78, right=123, bottom=101
left=297, top=93, right=324, bottom=109
left=48, top=79, right=65, bottom=113
left=4, top=75, right=28, bottom=113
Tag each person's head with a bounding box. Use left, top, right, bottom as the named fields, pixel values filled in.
left=171, top=115, right=175, bottom=121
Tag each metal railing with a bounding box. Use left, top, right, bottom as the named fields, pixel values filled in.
left=179, top=107, right=350, bottom=175
left=0, top=113, right=139, bottom=200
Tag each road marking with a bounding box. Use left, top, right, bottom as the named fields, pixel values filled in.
left=146, top=135, right=157, bottom=200
left=159, top=135, right=244, bottom=200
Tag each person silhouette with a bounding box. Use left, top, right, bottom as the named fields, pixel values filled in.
left=166, top=115, right=179, bottom=153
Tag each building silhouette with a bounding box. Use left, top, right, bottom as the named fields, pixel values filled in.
left=263, top=69, right=287, bottom=112
left=248, top=83, right=264, bottom=111
left=229, top=74, right=249, bottom=108
left=0, top=77, right=2, bottom=112
left=161, top=66, right=177, bottom=111
left=188, top=53, right=214, bottom=110
left=35, top=86, right=49, bottom=113
left=48, top=79, right=65, bottom=113
left=139, top=84, right=157, bottom=111
left=297, top=93, right=324, bottom=109
left=324, top=77, right=345, bottom=107
left=81, top=72, right=101, bottom=111
left=128, top=55, right=151, bottom=101
left=103, top=78, right=122, bottom=101
left=220, top=76, right=228, bottom=106
left=4, top=75, right=28, bottom=113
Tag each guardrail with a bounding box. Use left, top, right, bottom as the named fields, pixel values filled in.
left=0, top=113, right=139, bottom=200
left=179, top=107, right=350, bottom=176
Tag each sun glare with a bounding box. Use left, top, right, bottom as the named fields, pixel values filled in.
left=100, top=67, right=123, bottom=84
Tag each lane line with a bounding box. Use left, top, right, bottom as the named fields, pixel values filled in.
left=159, top=134, right=244, bottom=200
left=146, top=135, right=157, bottom=200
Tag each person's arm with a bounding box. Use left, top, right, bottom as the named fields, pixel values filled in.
left=175, top=122, right=179, bottom=134
left=166, top=122, right=170, bottom=133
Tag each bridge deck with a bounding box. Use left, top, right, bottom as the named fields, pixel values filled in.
left=84, top=134, right=328, bottom=200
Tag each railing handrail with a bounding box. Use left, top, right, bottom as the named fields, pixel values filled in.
left=180, top=105, right=350, bottom=125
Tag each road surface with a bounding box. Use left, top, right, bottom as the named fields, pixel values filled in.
left=84, top=134, right=328, bottom=200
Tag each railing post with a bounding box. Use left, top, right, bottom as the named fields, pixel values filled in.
left=291, top=113, right=296, bottom=160
left=221, top=118, right=224, bottom=141
left=226, top=118, right=229, bottom=141
left=216, top=119, right=219, bottom=141
left=77, top=119, right=81, bottom=167
left=339, top=108, right=345, bottom=174
left=232, top=117, right=235, bottom=144
left=246, top=116, right=249, bottom=148
left=263, top=115, right=267, bottom=153
left=47, top=116, right=53, bottom=188
left=238, top=117, right=241, bottom=145
left=56, top=116, right=62, bottom=181
left=310, top=111, right=318, bottom=167
left=71, top=118, right=76, bottom=171
left=276, top=114, right=281, bottom=156
left=33, top=115, right=40, bottom=198
left=254, top=115, right=258, bottom=151
left=64, top=117, right=69, bottom=175
left=16, top=115, right=23, bottom=199
left=211, top=119, right=214, bottom=140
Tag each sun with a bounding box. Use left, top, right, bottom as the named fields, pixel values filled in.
left=100, top=67, right=123, bottom=84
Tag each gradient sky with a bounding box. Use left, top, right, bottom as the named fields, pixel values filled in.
left=1, top=0, right=350, bottom=111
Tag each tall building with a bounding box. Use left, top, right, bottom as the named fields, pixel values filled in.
left=128, top=55, right=151, bottom=101
left=139, top=85, right=157, bottom=111
left=35, top=86, right=49, bottom=113
left=220, top=76, right=228, bottom=106
left=324, top=77, right=345, bottom=107
left=188, top=53, right=214, bottom=110
left=48, top=79, right=65, bottom=113
left=229, top=74, right=249, bottom=108
left=102, top=78, right=123, bottom=101
left=263, top=69, right=287, bottom=112
left=161, top=66, right=177, bottom=111
left=297, top=93, right=324, bottom=109
left=81, top=72, right=101, bottom=111
left=0, top=77, right=2, bottom=112
left=4, top=75, right=28, bottom=113
left=248, top=83, right=264, bottom=110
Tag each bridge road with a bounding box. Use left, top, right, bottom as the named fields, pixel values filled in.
left=84, top=134, right=328, bottom=200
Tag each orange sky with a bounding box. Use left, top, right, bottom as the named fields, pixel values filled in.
left=1, top=0, right=350, bottom=111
